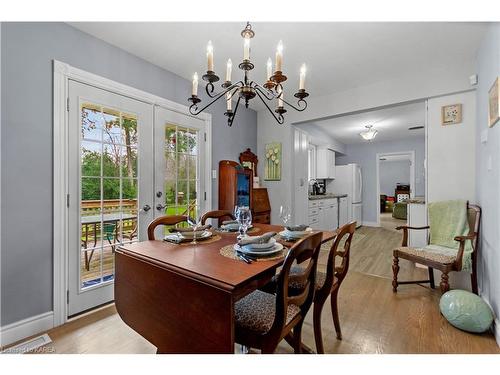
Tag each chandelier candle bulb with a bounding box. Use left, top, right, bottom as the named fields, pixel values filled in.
left=207, top=41, right=214, bottom=72
left=278, top=86, right=284, bottom=108
left=267, top=58, right=272, bottom=80
left=243, top=37, right=250, bottom=61
left=299, top=64, right=306, bottom=90
left=275, top=40, right=283, bottom=72
left=192, top=72, right=199, bottom=96
left=226, top=59, right=232, bottom=82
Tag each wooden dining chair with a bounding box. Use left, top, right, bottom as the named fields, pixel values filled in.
left=234, top=232, right=323, bottom=354
left=147, top=215, right=190, bottom=240
left=200, top=210, right=236, bottom=225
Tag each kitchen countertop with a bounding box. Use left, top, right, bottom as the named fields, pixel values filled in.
left=308, top=193, right=348, bottom=200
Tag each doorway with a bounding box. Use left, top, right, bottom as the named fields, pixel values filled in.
left=376, top=151, right=415, bottom=230
left=65, top=78, right=210, bottom=317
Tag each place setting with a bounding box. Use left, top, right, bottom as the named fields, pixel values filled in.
left=219, top=231, right=287, bottom=263
left=276, top=205, right=314, bottom=243
left=163, top=215, right=221, bottom=245
left=214, top=206, right=261, bottom=235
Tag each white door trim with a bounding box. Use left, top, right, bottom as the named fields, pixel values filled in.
left=53, top=60, right=212, bottom=327
left=375, top=150, right=416, bottom=227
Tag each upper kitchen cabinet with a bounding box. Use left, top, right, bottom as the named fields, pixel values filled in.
left=316, top=147, right=336, bottom=179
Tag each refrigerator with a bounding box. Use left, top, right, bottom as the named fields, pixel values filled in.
left=333, top=163, right=362, bottom=228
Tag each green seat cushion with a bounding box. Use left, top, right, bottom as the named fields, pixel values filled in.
left=440, top=290, right=494, bottom=333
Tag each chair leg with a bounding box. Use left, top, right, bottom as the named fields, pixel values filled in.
left=392, top=256, right=400, bottom=292
left=313, top=296, right=327, bottom=354
left=330, top=288, right=342, bottom=340
left=293, top=320, right=304, bottom=354
left=428, top=267, right=435, bottom=289
left=440, top=272, right=450, bottom=293
left=471, top=268, right=478, bottom=295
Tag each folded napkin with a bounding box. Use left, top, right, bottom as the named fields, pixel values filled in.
left=169, top=224, right=211, bottom=233
left=222, top=220, right=239, bottom=225
left=285, top=224, right=309, bottom=232
left=238, top=232, right=276, bottom=246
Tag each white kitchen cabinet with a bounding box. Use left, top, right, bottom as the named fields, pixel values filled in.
left=308, top=199, right=338, bottom=230
left=338, top=197, right=348, bottom=226
left=316, top=147, right=336, bottom=179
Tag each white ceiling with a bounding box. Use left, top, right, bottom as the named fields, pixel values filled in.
left=68, top=22, right=487, bottom=111
left=302, top=101, right=426, bottom=144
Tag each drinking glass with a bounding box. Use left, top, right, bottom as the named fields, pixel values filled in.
left=187, top=212, right=203, bottom=245
left=237, top=206, right=252, bottom=239
left=279, top=205, right=292, bottom=227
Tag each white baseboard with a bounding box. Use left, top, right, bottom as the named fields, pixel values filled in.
left=0, top=311, right=54, bottom=347
left=362, top=221, right=380, bottom=227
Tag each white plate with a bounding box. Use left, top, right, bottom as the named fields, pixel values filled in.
left=179, top=230, right=212, bottom=239
left=239, top=237, right=276, bottom=250
left=234, top=242, right=284, bottom=256
left=280, top=228, right=312, bottom=238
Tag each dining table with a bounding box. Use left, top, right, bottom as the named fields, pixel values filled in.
left=114, top=223, right=337, bottom=354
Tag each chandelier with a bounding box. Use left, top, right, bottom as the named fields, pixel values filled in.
left=188, top=22, right=309, bottom=126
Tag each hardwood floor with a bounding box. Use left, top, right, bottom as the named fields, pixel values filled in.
left=22, top=225, right=500, bottom=354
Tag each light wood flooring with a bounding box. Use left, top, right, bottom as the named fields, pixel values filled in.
left=20, top=225, right=500, bottom=354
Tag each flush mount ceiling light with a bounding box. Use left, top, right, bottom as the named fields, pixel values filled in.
left=360, top=125, right=378, bottom=141
left=187, top=22, right=309, bottom=127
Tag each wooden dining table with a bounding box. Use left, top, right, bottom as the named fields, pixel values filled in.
left=114, top=223, right=336, bottom=354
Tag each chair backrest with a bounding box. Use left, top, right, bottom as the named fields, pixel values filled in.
left=200, top=210, right=236, bottom=225
left=147, top=215, right=190, bottom=240
left=467, top=204, right=481, bottom=251
left=321, top=221, right=356, bottom=292
left=270, top=231, right=323, bottom=336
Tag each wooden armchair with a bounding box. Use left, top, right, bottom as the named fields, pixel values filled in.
left=200, top=210, right=236, bottom=226
left=147, top=215, right=190, bottom=240
left=392, top=204, right=481, bottom=294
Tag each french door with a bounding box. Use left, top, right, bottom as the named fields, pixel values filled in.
left=153, top=107, right=206, bottom=238
left=68, top=81, right=154, bottom=316
left=67, top=81, right=209, bottom=317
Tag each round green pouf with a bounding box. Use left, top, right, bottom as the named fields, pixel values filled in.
left=439, top=290, right=494, bottom=333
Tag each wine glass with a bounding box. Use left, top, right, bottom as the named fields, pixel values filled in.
left=237, top=206, right=252, bottom=239
left=187, top=211, right=203, bottom=245
left=279, top=205, right=292, bottom=227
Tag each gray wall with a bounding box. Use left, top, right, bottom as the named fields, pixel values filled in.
left=336, top=137, right=425, bottom=223
left=379, top=160, right=411, bottom=196
left=474, top=23, right=500, bottom=342
left=0, top=22, right=257, bottom=325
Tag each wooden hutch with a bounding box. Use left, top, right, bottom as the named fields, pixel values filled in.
left=218, top=149, right=271, bottom=224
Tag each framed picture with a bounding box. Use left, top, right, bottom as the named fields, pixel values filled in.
left=441, top=104, right=462, bottom=125
left=489, top=77, right=499, bottom=128
left=264, top=143, right=281, bottom=181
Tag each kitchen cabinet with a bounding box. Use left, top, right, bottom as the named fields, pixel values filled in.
left=308, top=199, right=338, bottom=230
left=316, top=147, right=336, bottom=179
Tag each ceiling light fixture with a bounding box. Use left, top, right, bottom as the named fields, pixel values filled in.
left=188, top=22, right=309, bottom=127
left=360, top=125, right=378, bottom=141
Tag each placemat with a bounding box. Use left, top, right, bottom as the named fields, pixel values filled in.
left=219, top=244, right=287, bottom=262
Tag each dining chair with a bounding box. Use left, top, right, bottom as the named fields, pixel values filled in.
left=284, top=221, right=356, bottom=353
left=234, top=231, right=323, bottom=354
left=147, top=215, right=190, bottom=240
left=200, top=210, right=236, bottom=225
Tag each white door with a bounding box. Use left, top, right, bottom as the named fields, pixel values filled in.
left=153, top=107, right=208, bottom=237
left=68, top=81, right=154, bottom=316
left=293, top=129, right=309, bottom=226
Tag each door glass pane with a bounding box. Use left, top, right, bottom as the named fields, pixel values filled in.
left=162, top=123, right=200, bottom=221
left=80, top=102, right=138, bottom=290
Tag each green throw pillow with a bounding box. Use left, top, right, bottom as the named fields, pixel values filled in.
left=440, top=290, right=494, bottom=333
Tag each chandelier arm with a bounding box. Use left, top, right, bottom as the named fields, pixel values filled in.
left=189, top=83, right=243, bottom=116
left=281, top=97, right=308, bottom=112
left=205, top=80, right=244, bottom=99
left=255, top=90, right=284, bottom=125
left=228, top=96, right=241, bottom=127
left=254, top=84, right=277, bottom=101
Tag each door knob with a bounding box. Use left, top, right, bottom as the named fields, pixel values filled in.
left=156, top=203, right=167, bottom=211
left=140, top=204, right=151, bottom=212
